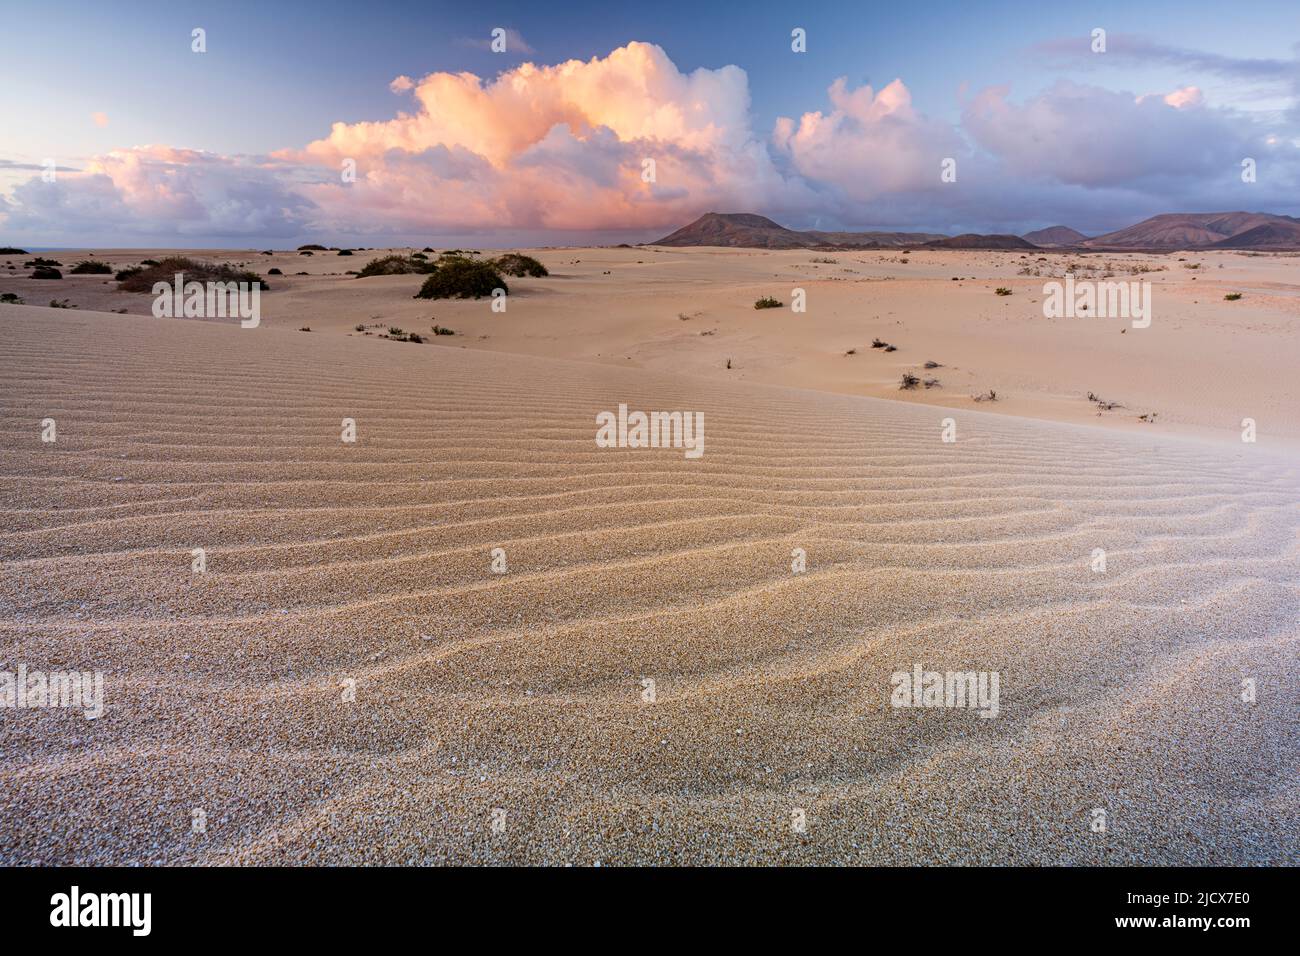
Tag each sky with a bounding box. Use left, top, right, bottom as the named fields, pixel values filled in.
left=2, top=0, right=1299, bottom=247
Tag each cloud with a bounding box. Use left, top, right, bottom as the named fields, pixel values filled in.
left=276, top=41, right=798, bottom=233
left=961, top=80, right=1273, bottom=187
left=1034, top=34, right=1299, bottom=82
left=771, top=77, right=965, bottom=201
left=3, top=40, right=1299, bottom=244
left=2, top=145, right=314, bottom=240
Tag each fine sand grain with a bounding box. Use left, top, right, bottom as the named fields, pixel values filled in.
left=0, top=305, right=1296, bottom=865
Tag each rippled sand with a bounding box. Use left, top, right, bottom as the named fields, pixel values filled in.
left=1, top=307, right=1296, bottom=864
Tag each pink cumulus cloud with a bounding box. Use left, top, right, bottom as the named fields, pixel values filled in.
left=1, top=42, right=1295, bottom=244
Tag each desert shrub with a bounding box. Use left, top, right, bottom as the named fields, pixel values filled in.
left=411, top=252, right=428, bottom=260
left=355, top=323, right=366, bottom=331
left=31, top=266, right=62, bottom=279
left=415, top=258, right=507, bottom=299
left=753, top=296, right=783, bottom=309
left=117, top=257, right=268, bottom=293
left=141, top=259, right=159, bottom=267
left=1, top=292, right=24, bottom=304
left=25, top=257, right=62, bottom=268
left=994, top=287, right=1012, bottom=296
left=69, top=260, right=112, bottom=275
left=49, top=298, right=76, bottom=308
left=973, top=389, right=998, bottom=402
left=431, top=324, right=455, bottom=335
left=337, top=249, right=353, bottom=256
left=115, top=267, right=143, bottom=281
left=871, top=338, right=888, bottom=348
left=924, top=360, right=942, bottom=369
left=493, top=253, right=548, bottom=277
left=1224, top=292, right=1242, bottom=301
left=298, top=326, right=312, bottom=332
left=297, top=244, right=327, bottom=251
left=900, top=373, right=920, bottom=389
left=388, top=327, right=404, bottom=337
left=299, top=250, right=314, bottom=256
left=268, top=267, right=283, bottom=275
left=356, top=255, right=433, bottom=278
left=407, top=332, right=424, bottom=343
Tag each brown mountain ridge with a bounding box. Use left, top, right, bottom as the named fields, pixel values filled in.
left=648, top=211, right=1300, bottom=251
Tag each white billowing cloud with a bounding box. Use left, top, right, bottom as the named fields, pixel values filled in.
left=961, top=80, right=1268, bottom=187
left=277, top=41, right=799, bottom=232
left=3, top=145, right=313, bottom=239
left=1162, top=85, right=1205, bottom=109
left=1, top=41, right=1298, bottom=244
left=772, top=78, right=964, bottom=200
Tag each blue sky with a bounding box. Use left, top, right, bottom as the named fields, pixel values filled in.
left=2, top=0, right=1298, bottom=246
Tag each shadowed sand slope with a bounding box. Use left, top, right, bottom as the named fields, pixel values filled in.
left=1, top=308, right=1297, bottom=865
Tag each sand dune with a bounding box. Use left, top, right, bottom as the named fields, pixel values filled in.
left=5, top=246, right=1299, bottom=449
left=0, top=306, right=1296, bottom=865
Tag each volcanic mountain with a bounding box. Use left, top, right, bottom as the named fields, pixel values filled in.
left=1082, top=212, right=1300, bottom=250
left=650, top=210, right=1300, bottom=252
left=650, top=213, right=943, bottom=249
left=924, top=233, right=1038, bottom=250
left=1022, top=226, right=1089, bottom=247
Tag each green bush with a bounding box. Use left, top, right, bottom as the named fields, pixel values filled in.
left=753, top=296, right=783, bottom=309
left=70, top=260, right=113, bottom=275
left=1224, top=292, right=1243, bottom=301
left=415, top=258, right=507, bottom=299
left=355, top=255, right=433, bottom=278
left=31, top=266, right=62, bottom=279
left=492, top=253, right=548, bottom=277
left=117, top=257, right=267, bottom=292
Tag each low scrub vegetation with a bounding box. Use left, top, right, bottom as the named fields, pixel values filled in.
left=69, top=260, right=112, bottom=275
left=31, top=266, right=62, bottom=279
left=492, top=253, right=548, bottom=277
left=117, top=257, right=268, bottom=293
left=753, top=296, right=783, bottom=309
left=355, top=255, right=434, bottom=278
left=415, top=258, right=506, bottom=299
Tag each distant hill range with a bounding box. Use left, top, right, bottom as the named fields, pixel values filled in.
left=1080, top=212, right=1300, bottom=250
left=650, top=213, right=942, bottom=249
left=649, top=211, right=1300, bottom=251
left=1022, top=225, right=1089, bottom=247
left=924, top=233, right=1036, bottom=250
